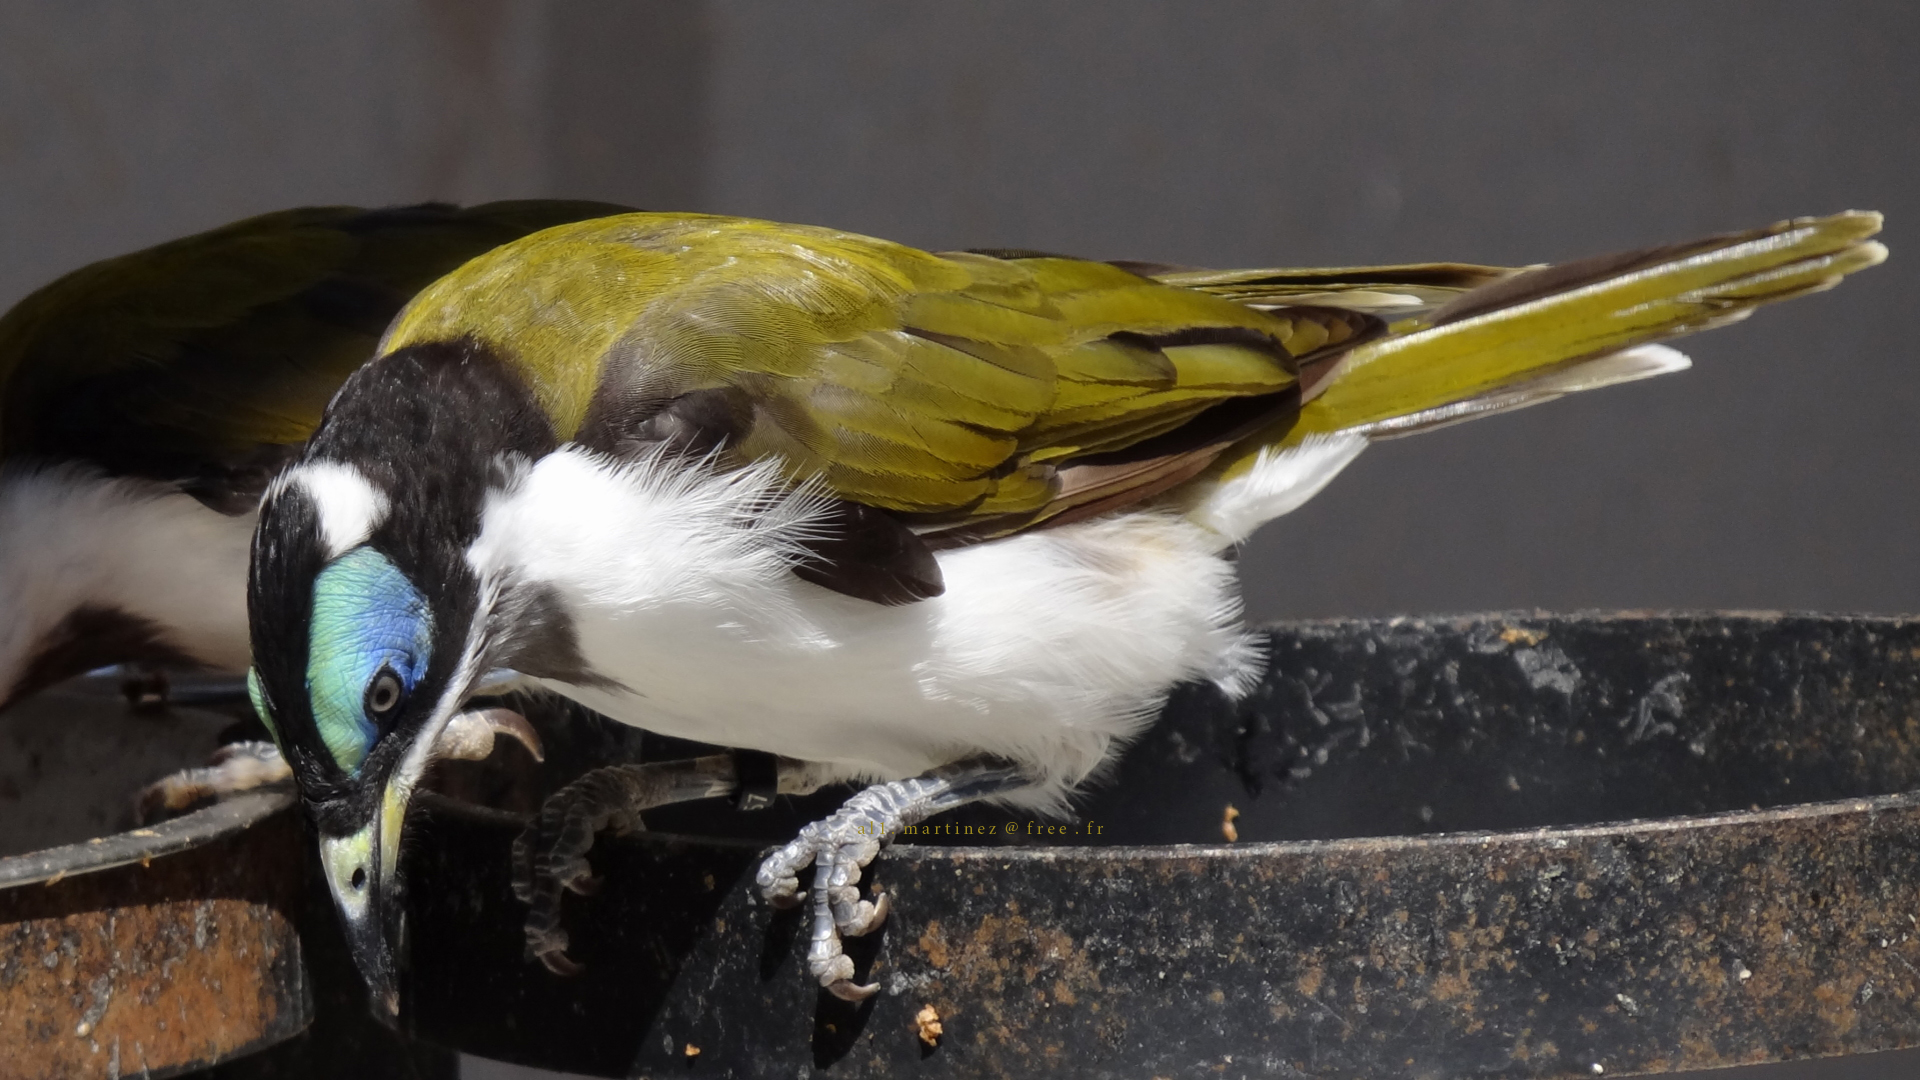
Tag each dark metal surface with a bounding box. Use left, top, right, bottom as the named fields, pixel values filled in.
left=396, top=613, right=1920, bottom=1078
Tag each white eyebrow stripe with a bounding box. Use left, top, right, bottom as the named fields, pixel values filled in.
left=287, top=462, right=390, bottom=558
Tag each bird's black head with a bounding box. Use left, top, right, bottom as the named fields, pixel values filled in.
left=248, top=338, right=555, bottom=1015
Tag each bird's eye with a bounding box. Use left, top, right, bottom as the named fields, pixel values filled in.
left=365, top=667, right=404, bottom=718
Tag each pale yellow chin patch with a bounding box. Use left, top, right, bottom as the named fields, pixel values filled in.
left=320, top=783, right=406, bottom=928
left=320, top=826, right=376, bottom=921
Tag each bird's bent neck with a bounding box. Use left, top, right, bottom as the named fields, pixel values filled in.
left=0, top=465, right=252, bottom=708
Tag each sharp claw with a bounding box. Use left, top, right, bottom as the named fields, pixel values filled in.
left=564, top=873, right=602, bottom=896
left=851, top=891, right=891, bottom=936
left=538, top=949, right=585, bottom=977
left=766, top=889, right=805, bottom=910
left=828, top=979, right=881, bottom=1002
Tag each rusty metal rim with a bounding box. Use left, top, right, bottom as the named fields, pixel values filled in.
left=0, top=787, right=295, bottom=890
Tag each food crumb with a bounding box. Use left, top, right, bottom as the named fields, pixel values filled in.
left=1221, top=804, right=1241, bottom=842
left=684, top=1043, right=700, bottom=1059
left=915, top=1004, right=944, bottom=1047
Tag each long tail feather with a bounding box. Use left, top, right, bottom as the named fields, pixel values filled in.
left=1290, top=211, right=1885, bottom=439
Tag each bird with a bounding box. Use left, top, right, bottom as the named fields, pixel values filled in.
left=239, top=209, right=1884, bottom=1008
left=0, top=199, right=630, bottom=743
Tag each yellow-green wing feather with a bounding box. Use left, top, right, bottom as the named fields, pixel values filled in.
left=1150, top=261, right=1512, bottom=323
left=1197, top=212, right=1886, bottom=484
left=383, top=214, right=1364, bottom=518
left=1295, top=213, right=1885, bottom=435
left=383, top=210, right=1884, bottom=538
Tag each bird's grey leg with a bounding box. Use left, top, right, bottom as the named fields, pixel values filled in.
left=756, top=757, right=1030, bottom=1001
left=512, top=754, right=834, bottom=975
left=134, top=741, right=290, bottom=823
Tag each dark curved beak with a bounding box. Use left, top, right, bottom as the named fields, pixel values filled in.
left=319, top=784, right=408, bottom=1018
left=315, top=706, right=537, bottom=1019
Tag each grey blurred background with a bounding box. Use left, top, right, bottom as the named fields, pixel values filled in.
left=2, top=2, right=1914, bottom=1077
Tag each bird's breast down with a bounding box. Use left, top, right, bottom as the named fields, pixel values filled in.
left=468, top=447, right=1261, bottom=809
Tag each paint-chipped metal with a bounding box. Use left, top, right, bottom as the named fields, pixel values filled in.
left=0, top=792, right=308, bottom=1079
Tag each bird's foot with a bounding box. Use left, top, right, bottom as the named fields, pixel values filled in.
left=755, top=758, right=1028, bottom=1001
left=134, top=741, right=291, bottom=823
left=512, top=755, right=742, bottom=975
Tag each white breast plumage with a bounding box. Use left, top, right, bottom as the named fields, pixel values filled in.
left=464, top=435, right=1367, bottom=809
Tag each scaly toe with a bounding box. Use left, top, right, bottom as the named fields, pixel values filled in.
left=757, top=866, right=804, bottom=905
left=527, top=924, right=584, bottom=977
left=829, top=885, right=890, bottom=937
left=756, top=846, right=812, bottom=905
left=812, top=952, right=856, bottom=987
left=854, top=891, right=891, bottom=935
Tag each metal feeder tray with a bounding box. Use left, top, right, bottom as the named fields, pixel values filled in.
left=10, top=613, right=1920, bottom=1079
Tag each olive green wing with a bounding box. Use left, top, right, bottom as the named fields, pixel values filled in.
left=385, top=213, right=1378, bottom=542
left=0, top=199, right=631, bottom=509
left=700, top=248, right=1378, bottom=527
left=384, top=211, right=1882, bottom=602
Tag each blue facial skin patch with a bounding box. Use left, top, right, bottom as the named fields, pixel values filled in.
left=307, top=546, right=433, bottom=774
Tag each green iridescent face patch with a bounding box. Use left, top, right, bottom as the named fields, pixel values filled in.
left=306, top=546, right=433, bottom=774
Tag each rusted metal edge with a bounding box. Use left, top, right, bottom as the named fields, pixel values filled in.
left=0, top=794, right=310, bottom=1080
left=0, top=788, right=295, bottom=890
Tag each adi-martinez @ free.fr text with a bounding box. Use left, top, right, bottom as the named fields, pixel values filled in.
left=853, top=819, right=1106, bottom=839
